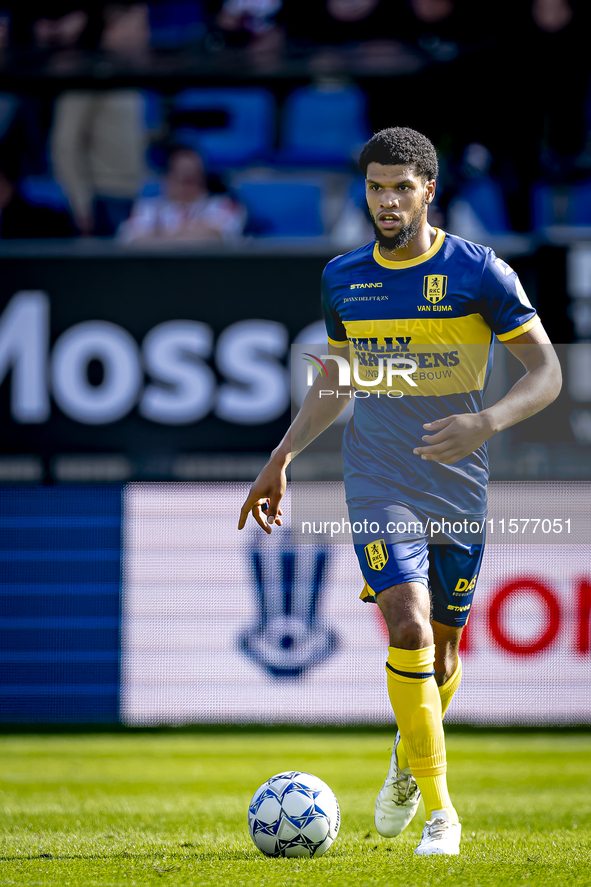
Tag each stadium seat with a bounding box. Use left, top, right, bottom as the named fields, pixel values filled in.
left=0, top=92, right=18, bottom=141
left=571, top=180, right=591, bottom=225
left=19, top=176, right=70, bottom=212
left=138, top=178, right=161, bottom=198
left=532, top=180, right=591, bottom=227
left=171, top=88, right=275, bottom=167
left=349, top=176, right=369, bottom=210
left=148, top=1, right=206, bottom=47
left=143, top=90, right=163, bottom=132
left=456, top=179, right=511, bottom=234
left=235, top=180, right=324, bottom=237
left=278, top=84, right=371, bottom=166
left=531, top=182, right=568, bottom=227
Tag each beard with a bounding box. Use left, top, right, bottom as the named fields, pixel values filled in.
left=371, top=196, right=426, bottom=252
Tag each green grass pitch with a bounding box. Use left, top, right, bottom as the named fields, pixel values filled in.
left=1, top=729, right=590, bottom=887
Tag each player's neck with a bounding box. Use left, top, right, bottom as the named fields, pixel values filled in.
left=378, top=223, right=438, bottom=264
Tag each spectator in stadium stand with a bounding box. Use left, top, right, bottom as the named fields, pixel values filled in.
left=49, top=3, right=149, bottom=236
left=5, top=3, right=101, bottom=50
left=526, top=0, right=589, bottom=178
left=280, top=0, right=406, bottom=52
left=457, top=0, right=589, bottom=228
left=0, top=12, right=9, bottom=49
left=211, top=0, right=285, bottom=61
left=404, top=0, right=494, bottom=61
left=531, top=0, right=573, bottom=31
left=118, top=145, right=246, bottom=244
left=279, top=0, right=476, bottom=71
left=0, top=156, right=75, bottom=239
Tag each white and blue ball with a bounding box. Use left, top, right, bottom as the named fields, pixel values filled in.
left=248, top=770, right=340, bottom=858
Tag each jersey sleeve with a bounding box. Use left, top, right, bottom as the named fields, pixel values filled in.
left=321, top=266, right=348, bottom=347
left=479, top=250, right=541, bottom=341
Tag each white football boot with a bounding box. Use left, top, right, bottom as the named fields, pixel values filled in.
left=414, top=809, right=461, bottom=856
left=374, top=732, right=421, bottom=837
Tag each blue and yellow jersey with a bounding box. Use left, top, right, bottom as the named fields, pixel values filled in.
left=321, top=229, right=540, bottom=519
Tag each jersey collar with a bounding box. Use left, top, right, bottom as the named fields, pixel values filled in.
left=372, top=228, right=446, bottom=269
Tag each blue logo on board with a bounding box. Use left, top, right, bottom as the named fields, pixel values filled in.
left=239, top=542, right=338, bottom=678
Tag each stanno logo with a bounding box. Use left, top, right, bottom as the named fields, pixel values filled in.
left=423, top=275, right=447, bottom=304
left=350, top=282, right=383, bottom=289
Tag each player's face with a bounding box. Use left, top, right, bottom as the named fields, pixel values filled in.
left=365, top=163, right=435, bottom=251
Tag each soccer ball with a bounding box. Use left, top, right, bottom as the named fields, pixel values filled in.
left=248, top=770, right=340, bottom=858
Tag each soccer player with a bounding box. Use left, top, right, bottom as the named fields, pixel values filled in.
left=238, top=128, right=562, bottom=855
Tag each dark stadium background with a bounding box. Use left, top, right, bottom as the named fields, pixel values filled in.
left=0, top=0, right=589, bottom=727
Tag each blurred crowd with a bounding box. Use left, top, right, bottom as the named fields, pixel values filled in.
left=0, top=0, right=589, bottom=243
left=0, top=1, right=584, bottom=59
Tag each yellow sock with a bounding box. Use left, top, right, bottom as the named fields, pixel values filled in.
left=440, top=656, right=462, bottom=718
left=418, top=774, right=456, bottom=823
left=396, top=657, right=462, bottom=770
left=386, top=646, right=458, bottom=822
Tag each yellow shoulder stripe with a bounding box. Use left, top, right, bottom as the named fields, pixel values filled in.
left=327, top=336, right=349, bottom=348
left=496, top=315, right=541, bottom=342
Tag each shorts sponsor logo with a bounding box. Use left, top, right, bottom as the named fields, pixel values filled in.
left=423, top=275, right=447, bottom=304
left=365, top=539, right=389, bottom=571
left=454, top=574, right=478, bottom=595
left=447, top=603, right=471, bottom=612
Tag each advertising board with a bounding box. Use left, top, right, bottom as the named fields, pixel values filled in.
left=1, top=250, right=589, bottom=483
left=121, top=481, right=591, bottom=726
left=0, top=252, right=327, bottom=481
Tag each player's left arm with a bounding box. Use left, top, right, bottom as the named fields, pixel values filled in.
left=414, top=324, right=562, bottom=465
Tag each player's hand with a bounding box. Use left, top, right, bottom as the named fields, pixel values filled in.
left=238, top=459, right=287, bottom=534
left=413, top=413, right=494, bottom=464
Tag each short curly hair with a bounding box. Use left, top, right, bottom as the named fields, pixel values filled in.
left=359, top=127, right=439, bottom=181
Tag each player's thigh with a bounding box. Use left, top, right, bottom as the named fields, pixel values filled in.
left=377, top=580, right=433, bottom=649
left=353, top=532, right=433, bottom=645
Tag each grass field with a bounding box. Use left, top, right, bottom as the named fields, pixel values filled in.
left=1, top=729, right=590, bottom=887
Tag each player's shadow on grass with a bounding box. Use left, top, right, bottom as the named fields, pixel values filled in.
left=0, top=854, right=119, bottom=860
left=192, top=849, right=259, bottom=861
left=0, top=850, right=258, bottom=862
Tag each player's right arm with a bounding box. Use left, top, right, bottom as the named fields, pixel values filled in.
left=238, top=342, right=351, bottom=534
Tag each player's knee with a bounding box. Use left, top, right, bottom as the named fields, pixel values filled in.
left=388, top=617, right=432, bottom=650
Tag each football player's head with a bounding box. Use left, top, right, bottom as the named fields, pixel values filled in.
left=360, top=128, right=438, bottom=251
left=359, top=127, right=439, bottom=183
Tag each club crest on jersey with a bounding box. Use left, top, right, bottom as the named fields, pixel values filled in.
left=423, top=275, right=447, bottom=304
left=365, top=539, right=388, bottom=571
